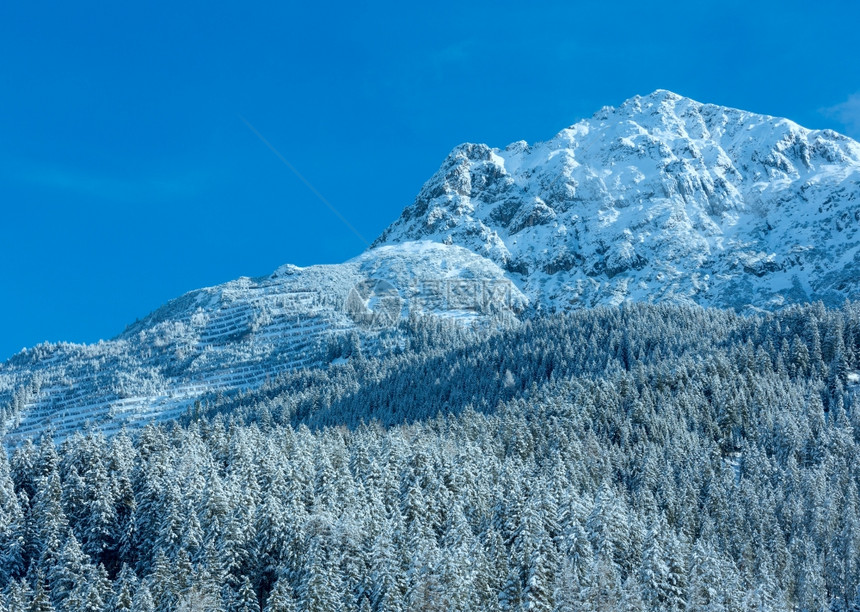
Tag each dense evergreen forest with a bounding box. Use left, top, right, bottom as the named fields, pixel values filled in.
left=2, top=302, right=860, bottom=611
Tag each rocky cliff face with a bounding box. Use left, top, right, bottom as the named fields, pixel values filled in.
left=375, top=90, right=860, bottom=309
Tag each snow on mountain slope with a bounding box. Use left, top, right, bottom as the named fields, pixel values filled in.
left=0, top=242, right=524, bottom=444
left=374, top=90, right=860, bottom=310
left=4, top=90, right=860, bottom=444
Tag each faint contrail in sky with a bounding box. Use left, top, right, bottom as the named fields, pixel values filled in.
left=239, top=115, right=370, bottom=247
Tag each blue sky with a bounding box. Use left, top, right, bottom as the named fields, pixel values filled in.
left=1, top=0, right=859, bottom=359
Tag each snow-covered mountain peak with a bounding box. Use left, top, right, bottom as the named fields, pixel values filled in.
left=374, top=92, right=860, bottom=310
left=4, top=91, right=860, bottom=444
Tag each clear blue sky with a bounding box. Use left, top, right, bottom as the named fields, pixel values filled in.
left=1, top=0, right=859, bottom=359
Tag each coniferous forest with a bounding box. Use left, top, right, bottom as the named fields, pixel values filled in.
left=2, top=302, right=860, bottom=611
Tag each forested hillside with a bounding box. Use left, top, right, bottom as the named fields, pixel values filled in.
left=2, top=302, right=860, bottom=610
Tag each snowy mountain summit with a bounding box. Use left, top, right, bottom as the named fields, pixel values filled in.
left=2, top=90, right=860, bottom=442
left=376, top=90, right=860, bottom=309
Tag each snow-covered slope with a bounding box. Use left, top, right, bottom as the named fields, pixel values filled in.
left=0, top=242, right=524, bottom=443
left=375, top=90, right=860, bottom=309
